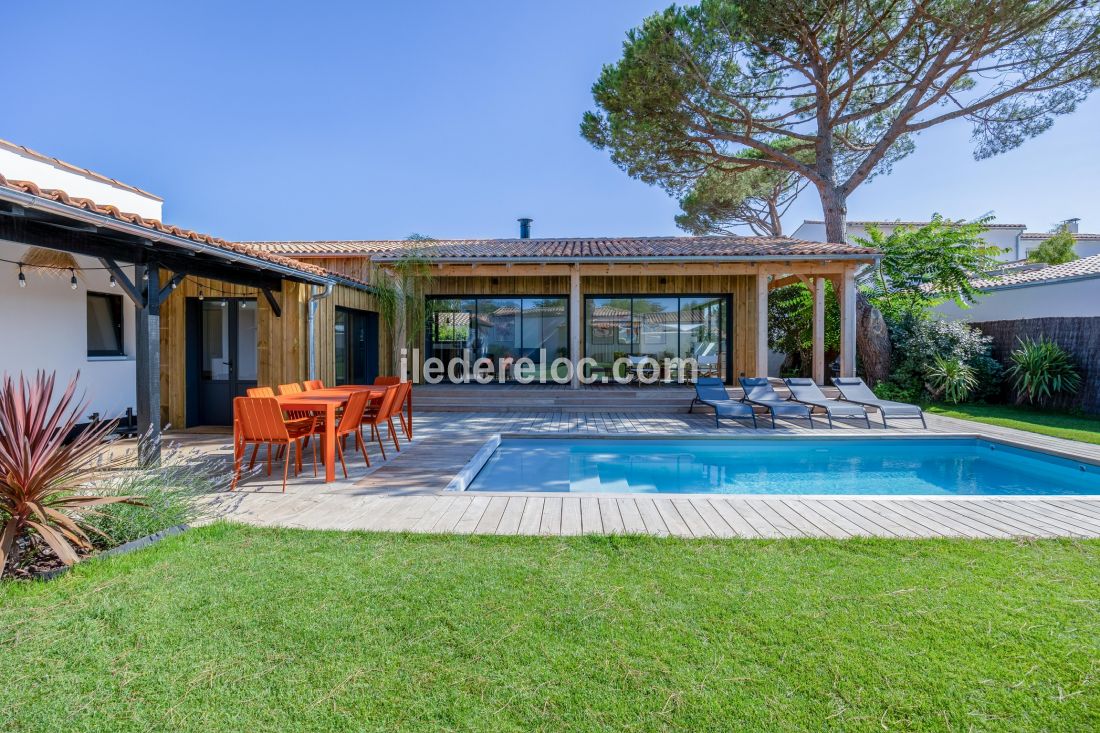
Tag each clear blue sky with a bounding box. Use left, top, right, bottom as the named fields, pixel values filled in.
left=5, top=0, right=1099, bottom=241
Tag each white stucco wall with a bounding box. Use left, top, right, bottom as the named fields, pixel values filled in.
left=792, top=221, right=1024, bottom=261
left=0, top=240, right=137, bottom=421
left=934, top=277, right=1100, bottom=322
left=0, top=142, right=162, bottom=220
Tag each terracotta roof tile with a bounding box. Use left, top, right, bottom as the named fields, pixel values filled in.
left=966, top=254, right=1100, bottom=290
left=1021, top=231, right=1100, bottom=240
left=244, top=236, right=874, bottom=260
left=0, top=173, right=369, bottom=287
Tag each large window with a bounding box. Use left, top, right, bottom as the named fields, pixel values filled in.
left=584, top=295, right=729, bottom=380
left=87, top=292, right=124, bottom=357
left=426, top=296, right=568, bottom=380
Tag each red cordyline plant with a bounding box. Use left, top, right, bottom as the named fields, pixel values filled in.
left=0, top=371, right=139, bottom=572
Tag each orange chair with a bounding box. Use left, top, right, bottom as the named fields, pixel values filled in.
left=232, top=397, right=317, bottom=492
left=278, top=383, right=303, bottom=396
left=303, top=380, right=325, bottom=391
left=332, top=389, right=374, bottom=477
left=361, top=386, right=402, bottom=460
left=391, top=381, right=412, bottom=440
left=374, top=376, right=412, bottom=440
left=247, top=386, right=275, bottom=398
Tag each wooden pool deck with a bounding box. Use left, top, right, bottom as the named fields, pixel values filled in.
left=187, top=407, right=1100, bottom=540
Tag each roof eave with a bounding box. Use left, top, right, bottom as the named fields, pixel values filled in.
left=0, top=185, right=368, bottom=289
left=370, top=253, right=881, bottom=264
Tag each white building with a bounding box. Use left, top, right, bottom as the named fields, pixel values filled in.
left=935, top=255, right=1100, bottom=322
left=0, top=139, right=161, bottom=419
left=792, top=218, right=1100, bottom=261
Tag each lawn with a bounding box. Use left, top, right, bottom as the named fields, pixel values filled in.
left=926, top=403, right=1100, bottom=445
left=2, top=524, right=1097, bottom=732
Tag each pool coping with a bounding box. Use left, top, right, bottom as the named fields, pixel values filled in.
left=443, top=431, right=1100, bottom=500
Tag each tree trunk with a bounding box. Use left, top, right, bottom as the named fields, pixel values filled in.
left=819, top=184, right=893, bottom=385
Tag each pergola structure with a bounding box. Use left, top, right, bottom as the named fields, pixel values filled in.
left=0, top=177, right=364, bottom=464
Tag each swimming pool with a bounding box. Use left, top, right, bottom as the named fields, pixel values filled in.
left=458, top=435, right=1100, bottom=496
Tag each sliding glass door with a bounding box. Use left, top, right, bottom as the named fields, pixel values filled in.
left=584, top=295, right=730, bottom=381
left=426, top=296, right=569, bottom=381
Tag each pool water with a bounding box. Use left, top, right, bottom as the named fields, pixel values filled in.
left=465, top=437, right=1100, bottom=495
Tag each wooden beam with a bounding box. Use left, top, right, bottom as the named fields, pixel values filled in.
left=839, top=267, right=857, bottom=378
left=261, top=287, right=282, bottom=317
left=134, top=263, right=162, bottom=467
left=98, top=258, right=144, bottom=308
left=812, top=276, right=826, bottom=385
left=755, top=273, right=769, bottom=378
left=569, top=264, right=581, bottom=389
left=158, top=272, right=186, bottom=304
left=767, top=274, right=803, bottom=291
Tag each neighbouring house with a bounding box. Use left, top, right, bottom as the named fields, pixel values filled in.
left=792, top=218, right=1100, bottom=261
left=246, top=222, right=879, bottom=385
left=935, top=255, right=1100, bottom=414
left=0, top=139, right=377, bottom=456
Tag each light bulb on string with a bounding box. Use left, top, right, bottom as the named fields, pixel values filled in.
left=109, top=273, right=117, bottom=288
left=198, top=286, right=204, bottom=302
left=70, top=269, right=78, bottom=290
left=18, top=265, right=26, bottom=288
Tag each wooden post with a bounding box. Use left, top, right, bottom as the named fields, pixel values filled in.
left=569, top=264, right=581, bottom=389
left=840, top=266, right=857, bottom=377
left=755, top=271, right=769, bottom=377
left=135, top=263, right=162, bottom=466
left=812, top=276, right=826, bottom=384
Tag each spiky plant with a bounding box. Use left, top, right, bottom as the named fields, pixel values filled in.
left=0, top=372, right=139, bottom=572
left=372, top=240, right=435, bottom=374
left=925, top=355, right=978, bottom=404
left=1007, top=336, right=1082, bottom=405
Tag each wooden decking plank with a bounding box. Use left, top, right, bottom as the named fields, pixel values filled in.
left=540, top=497, right=563, bottom=535
left=725, top=499, right=784, bottom=538
left=1022, top=501, right=1100, bottom=533
left=617, top=499, right=648, bottom=534
left=598, top=498, right=626, bottom=534
left=432, top=495, right=476, bottom=533
left=517, top=497, right=544, bottom=535
left=708, top=499, right=763, bottom=538
left=746, top=500, right=804, bottom=538
left=897, top=501, right=998, bottom=538
left=943, top=500, right=1059, bottom=538
left=688, top=498, right=737, bottom=538
left=1001, top=502, right=1099, bottom=536
left=495, top=497, right=527, bottom=535
left=863, top=500, right=949, bottom=537
left=410, top=496, right=458, bottom=532
left=763, top=500, right=832, bottom=538
left=917, top=501, right=1017, bottom=538
left=653, top=498, right=693, bottom=537
left=453, top=496, right=492, bottom=534
left=580, top=497, right=604, bottom=534
left=561, top=498, right=583, bottom=535
left=823, top=500, right=902, bottom=538
left=797, top=500, right=871, bottom=537
left=635, top=498, right=671, bottom=537
left=671, top=499, right=715, bottom=538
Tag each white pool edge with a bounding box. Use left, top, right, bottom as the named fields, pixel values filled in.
left=444, top=431, right=1100, bottom=499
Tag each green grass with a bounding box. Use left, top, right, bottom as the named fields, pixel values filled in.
left=927, top=403, right=1100, bottom=445
left=2, top=524, right=1098, bottom=732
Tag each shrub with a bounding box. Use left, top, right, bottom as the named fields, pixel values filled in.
left=926, top=355, right=978, bottom=404
left=880, top=317, right=1003, bottom=403
left=1006, top=336, right=1081, bottom=405
left=0, top=372, right=140, bottom=573
left=81, top=438, right=226, bottom=549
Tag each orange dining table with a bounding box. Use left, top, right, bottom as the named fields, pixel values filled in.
left=270, top=385, right=387, bottom=483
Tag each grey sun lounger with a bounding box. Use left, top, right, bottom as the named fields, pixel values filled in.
left=690, top=377, right=758, bottom=428
left=738, top=377, right=814, bottom=429
left=783, top=378, right=871, bottom=428
left=832, top=377, right=927, bottom=428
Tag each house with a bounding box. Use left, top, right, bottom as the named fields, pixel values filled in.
left=0, top=139, right=377, bottom=460
left=935, top=254, right=1100, bottom=322
left=792, top=218, right=1100, bottom=261
left=246, top=223, right=879, bottom=386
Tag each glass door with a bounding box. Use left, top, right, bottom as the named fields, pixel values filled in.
left=195, top=298, right=258, bottom=425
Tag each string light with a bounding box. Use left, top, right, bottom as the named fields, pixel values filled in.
left=70, top=269, right=78, bottom=290
left=18, top=266, right=26, bottom=288
left=198, top=286, right=204, bottom=301
left=109, top=273, right=117, bottom=288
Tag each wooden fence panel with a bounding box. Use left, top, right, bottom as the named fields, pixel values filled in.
left=973, top=317, right=1100, bottom=414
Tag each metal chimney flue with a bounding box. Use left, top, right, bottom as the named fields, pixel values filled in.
left=518, top=217, right=533, bottom=239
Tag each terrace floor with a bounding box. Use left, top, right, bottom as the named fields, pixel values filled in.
left=181, top=400, right=1100, bottom=540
